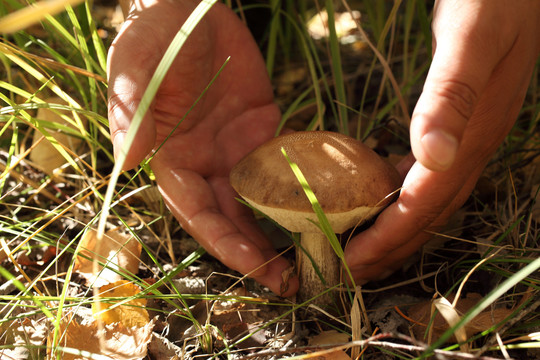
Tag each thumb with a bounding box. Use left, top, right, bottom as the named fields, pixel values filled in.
left=107, top=25, right=157, bottom=170
left=410, top=6, right=499, bottom=171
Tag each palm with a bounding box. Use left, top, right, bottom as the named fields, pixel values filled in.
left=108, top=1, right=296, bottom=295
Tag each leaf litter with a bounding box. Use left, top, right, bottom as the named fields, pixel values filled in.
left=1, top=1, right=539, bottom=359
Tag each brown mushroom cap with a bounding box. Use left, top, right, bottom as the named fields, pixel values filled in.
left=230, top=131, right=401, bottom=233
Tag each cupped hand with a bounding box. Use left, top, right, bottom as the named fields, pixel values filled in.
left=344, top=0, right=540, bottom=282
left=107, top=0, right=298, bottom=296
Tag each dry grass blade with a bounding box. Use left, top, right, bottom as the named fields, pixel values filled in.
left=349, top=287, right=363, bottom=359
left=341, top=0, right=410, bottom=126
left=0, top=0, right=84, bottom=33
left=1, top=1, right=538, bottom=358
left=433, top=296, right=469, bottom=352
left=0, top=156, right=62, bottom=204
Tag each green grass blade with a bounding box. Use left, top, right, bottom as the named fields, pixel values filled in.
left=424, top=256, right=540, bottom=356
left=266, top=0, right=281, bottom=77
left=276, top=86, right=314, bottom=135
left=280, top=147, right=355, bottom=286
left=97, top=0, right=218, bottom=236
left=85, top=1, right=107, bottom=73
left=64, top=3, right=98, bottom=112
left=324, top=0, right=348, bottom=134
left=146, top=57, right=230, bottom=164
left=415, top=0, right=432, bottom=56
left=280, top=147, right=342, bottom=256
left=0, top=266, right=55, bottom=320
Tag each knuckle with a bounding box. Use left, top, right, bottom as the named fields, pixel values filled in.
left=397, top=192, right=443, bottom=226
left=107, top=93, right=124, bottom=114
left=107, top=97, right=130, bottom=129
left=433, top=79, right=479, bottom=121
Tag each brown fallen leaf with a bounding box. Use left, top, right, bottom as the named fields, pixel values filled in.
left=93, top=280, right=149, bottom=328
left=48, top=318, right=153, bottom=360
left=1, top=317, right=48, bottom=359
left=211, top=288, right=266, bottom=349
left=307, top=330, right=352, bottom=360
left=350, top=287, right=365, bottom=359
left=406, top=292, right=513, bottom=341
left=309, top=330, right=350, bottom=346
left=75, top=228, right=142, bottom=287
left=15, top=245, right=60, bottom=267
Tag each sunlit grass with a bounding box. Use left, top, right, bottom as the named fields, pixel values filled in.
left=0, top=0, right=538, bottom=358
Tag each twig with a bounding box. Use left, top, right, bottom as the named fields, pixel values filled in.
left=476, top=296, right=540, bottom=356
left=239, top=332, right=512, bottom=360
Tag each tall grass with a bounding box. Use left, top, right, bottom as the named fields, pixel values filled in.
left=0, top=0, right=538, bottom=358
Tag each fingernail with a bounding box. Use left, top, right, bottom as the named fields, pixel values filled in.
left=112, top=131, right=126, bottom=161
left=420, top=130, right=458, bottom=170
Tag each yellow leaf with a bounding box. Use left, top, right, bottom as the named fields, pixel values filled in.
left=93, top=280, right=149, bottom=328
left=48, top=318, right=153, bottom=360
left=308, top=330, right=352, bottom=360
left=75, top=228, right=142, bottom=287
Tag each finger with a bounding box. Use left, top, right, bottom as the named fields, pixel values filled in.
left=347, top=44, right=537, bottom=284
left=410, top=4, right=502, bottom=172
left=211, top=177, right=299, bottom=297
left=155, top=167, right=267, bottom=274
left=344, top=159, right=482, bottom=282
left=153, top=164, right=298, bottom=296
left=209, top=176, right=299, bottom=296
left=348, top=231, right=433, bottom=283
left=395, top=152, right=415, bottom=179
left=107, top=22, right=157, bottom=170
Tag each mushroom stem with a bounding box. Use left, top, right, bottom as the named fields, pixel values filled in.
left=297, top=232, right=340, bottom=305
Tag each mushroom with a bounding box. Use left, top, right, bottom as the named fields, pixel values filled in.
left=229, top=131, right=401, bottom=303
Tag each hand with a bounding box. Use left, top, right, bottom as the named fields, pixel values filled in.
left=108, top=0, right=299, bottom=296
left=344, top=0, right=540, bottom=282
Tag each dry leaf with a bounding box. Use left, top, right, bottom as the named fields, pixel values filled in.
left=148, top=332, right=182, bottom=359
left=349, top=287, right=364, bottom=359
left=308, top=349, right=352, bottom=360
left=0, top=247, right=7, bottom=263
left=211, top=288, right=276, bottom=350
left=212, top=287, right=251, bottom=315
left=307, top=9, right=362, bottom=42
left=93, top=280, right=149, bottom=327
left=14, top=245, right=59, bottom=267
left=30, top=97, right=86, bottom=175
left=1, top=317, right=48, bottom=359
left=309, top=330, right=350, bottom=346
left=407, top=293, right=513, bottom=341
left=48, top=318, right=153, bottom=360
left=308, top=330, right=351, bottom=360
left=75, top=228, right=142, bottom=287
